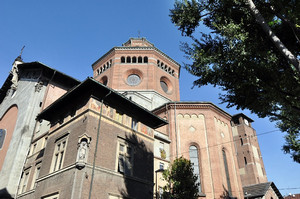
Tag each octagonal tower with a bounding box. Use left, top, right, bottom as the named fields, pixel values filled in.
left=92, top=38, right=180, bottom=110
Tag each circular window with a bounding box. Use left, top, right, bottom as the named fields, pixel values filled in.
left=160, top=76, right=173, bottom=94
left=160, top=81, right=168, bottom=93
left=127, top=74, right=141, bottom=86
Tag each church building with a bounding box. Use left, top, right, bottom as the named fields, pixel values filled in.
left=0, top=38, right=282, bottom=199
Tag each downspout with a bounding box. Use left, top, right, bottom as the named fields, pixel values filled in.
left=174, top=102, right=178, bottom=158
left=88, top=91, right=111, bottom=199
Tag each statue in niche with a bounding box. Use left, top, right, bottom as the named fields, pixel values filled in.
left=76, top=139, right=88, bottom=169
left=78, top=141, right=87, bottom=160
left=76, top=134, right=91, bottom=170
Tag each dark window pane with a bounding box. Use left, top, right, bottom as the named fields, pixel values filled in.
left=160, top=81, right=168, bottom=93
left=0, top=129, right=6, bottom=149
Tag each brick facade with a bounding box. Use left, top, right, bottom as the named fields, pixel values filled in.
left=232, top=114, right=268, bottom=186
left=153, top=103, right=244, bottom=198
left=16, top=79, right=165, bottom=199
left=0, top=38, right=282, bottom=199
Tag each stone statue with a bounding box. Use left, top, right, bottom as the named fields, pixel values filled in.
left=11, top=46, right=25, bottom=90
left=78, top=141, right=87, bottom=160
left=76, top=139, right=88, bottom=169
left=11, top=63, right=19, bottom=90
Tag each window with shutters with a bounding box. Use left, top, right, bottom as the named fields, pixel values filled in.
left=117, top=140, right=134, bottom=176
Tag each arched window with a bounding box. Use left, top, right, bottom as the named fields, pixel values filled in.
left=165, top=65, right=168, bottom=71
left=121, top=56, right=125, bottom=63
left=100, top=76, right=108, bottom=86
left=244, top=157, right=247, bottom=165
left=189, top=145, right=201, bottom=192
left=222, top=149, right=232, bottom=196
left=157, top=60, right=160, bottom=67
left=132, top=56, right=137, bottom=63
left=138, top=56, right=143, bottom=63
left=126, top=56, right=131, bottom=63
left=144, top=56, right=148, bottom=63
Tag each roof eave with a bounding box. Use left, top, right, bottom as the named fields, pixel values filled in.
left=37, top=78, right=167, bottom=129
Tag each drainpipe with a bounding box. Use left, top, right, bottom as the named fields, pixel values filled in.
left=174, top=102, right=178, bottom=158
left=88, top=91, right=111, bottom=199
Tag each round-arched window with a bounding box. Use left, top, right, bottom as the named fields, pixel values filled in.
left=189, top=145, right=201, bottom=192
left=100, top=76, right=108, bottom=86
left=144, top=56, right=148, bottom=63
left=121, top=57, right=125, bottom=63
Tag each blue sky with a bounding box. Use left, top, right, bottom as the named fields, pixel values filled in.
left=0, top=0, right=299, bottom=196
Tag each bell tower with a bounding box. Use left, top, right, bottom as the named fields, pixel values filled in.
left=92, top=38, right=180, bottom=110
left=231, top=113, right=268, bottom=186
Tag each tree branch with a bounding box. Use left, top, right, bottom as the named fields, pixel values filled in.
left=267, top=4, right=300, bottom=44
left=246, top=0, right=300, bottom=74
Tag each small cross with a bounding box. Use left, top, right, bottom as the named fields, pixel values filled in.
left=19, top=45, right=25, bottom=57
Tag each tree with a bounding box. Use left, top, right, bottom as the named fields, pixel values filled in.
left=170, top=0, right=300, bottom=163
left=162, top=157, right=199, bottom=199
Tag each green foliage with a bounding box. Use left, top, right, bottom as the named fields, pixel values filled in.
left=170, top=0, right=300, bottom=163
left=162, top=157, right=199, bottom=199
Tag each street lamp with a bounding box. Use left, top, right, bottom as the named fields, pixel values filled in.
left=155, top=168, right=165, bottom=199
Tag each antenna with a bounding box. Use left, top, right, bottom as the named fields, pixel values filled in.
left=138, top=31, right=141, bottom=38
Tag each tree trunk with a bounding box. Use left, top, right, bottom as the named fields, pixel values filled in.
left=246, top=0, right=300, bottom=74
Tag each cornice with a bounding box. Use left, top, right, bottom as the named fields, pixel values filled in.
left=91, top=46, right=181, bottom=70
left=92, top=48, right=115, bottom=69
left=153, top=102, right=232, bottom=120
